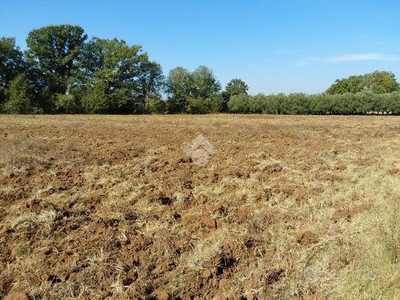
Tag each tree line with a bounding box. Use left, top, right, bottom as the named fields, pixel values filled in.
left=1, top=24, right=400, bottom=115
left=228, top=91, right=400, bottom=115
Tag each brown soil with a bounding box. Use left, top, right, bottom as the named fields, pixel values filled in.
left=0, top=114, right=398, bottom=299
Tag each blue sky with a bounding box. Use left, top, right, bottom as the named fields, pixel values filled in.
left=1, top=0, right=400, bottom=94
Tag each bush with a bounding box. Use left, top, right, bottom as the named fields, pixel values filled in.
left=146, top=98, right=166, bottom=114
left=228, top=93, right=250, bottom=113
left=55, top=94, right=81, bottom=114
left=3, top=74, right=33, bottom=114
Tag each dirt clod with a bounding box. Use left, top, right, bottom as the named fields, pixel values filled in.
left=297, top=231, right=318, bottom=246
left=4, top=292, right=28, bottom=300
left=151, top=289, right=170, bottom=300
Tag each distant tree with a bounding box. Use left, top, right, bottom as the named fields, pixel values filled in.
left=364, top=71, right=399, bottom=94
left=225, top=78, right=249, bottom=96
left=165, top=67, right=191, bottom=113
left=0, top=37, right=25, bottom=105
left=287, top=93, right=309, bottom=114
left=215, top=78, right=249, bottom=113
left=80, top=37, right=160, bottom=113
left=191, top=66, right=221, bottom=100
left=326, top=71, right=399, bottom=95
left=263, top=93, right=286, bottom=114
left=211, top=93, right=227, bottom=113
left=146, top=98, right=166, bottom=114
left=81, top=80, right=108, bottom=113
left=389, top=92, right=400, bottom=114
left=249, top=93, right=267, bottom=113
left=308, top=94, right=322, bottom=114
left=187, top=66, right=220, bottom=113
left=352, top=91, right=375, bottom=114
left=326, top=75, right=364, bottom=94
left=26, top=25, right=87, bottom=96
left=55, top=94, right=80, bottom=113
left=227, top=93, right=250, bottom=113
left=3, top=74, right=33, bottom=114
left=166, top=66, right=221, bottom=113
left=136, top=60, right=164, bottom=113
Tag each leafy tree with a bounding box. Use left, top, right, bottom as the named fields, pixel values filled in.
left=185, top=97, right=212, bottom=114
left=326, top=71, right=399, bottom=95
left=326, top=75, right=364, bottom=94
left=249, top=93, right=267, bottom=113
left=389, top=92, right=400, bottom=114
left=187, top=66, right=220, bottom=113
left=81, top=80, right=108, bottom=113
left=215, top=78, right=249, bottom=113
left=263, top=93, right=286, bottom=114
left=287, top=93, right=309, bottom=114
left=146, top=98, right=166, bottom=114
left=136, top=60, right=164, bottom=112
left=25, top=25, right=87, bottom=96
left=353, top=91, right=375, bottom=114
left=225, top=78, right=249, bottom=96
left=165, top=67, right=191, bottom=113
left=227, top=93, right=250, bottom=113
left=190, top=66, right=221, bottom=100
left=210, top=93, right=227, bottom=113
left=0, top=37, right=25, bottom=105
left=364, top=71, right=399, bottom=94
left=55, top=94, right=80, bottom=113
left=80, top=37, right=160, bottom=113
left=166, top=66, right=220, bottom=113
left=3, top=74, right=33, bottom=114
left=309, top=94, right=327, bottom=114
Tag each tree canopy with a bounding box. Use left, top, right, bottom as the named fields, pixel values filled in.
left=166, top=66, right=221, bottom=113
left=2, top=24, right=400, bottom=115
left=0, top=38, right=24, bottom=88
left=225, top=78, right=249, bottom=96
left=26, top=25, right=87, bottom=95
left=0, top=37, right=25, bottom=105
left=78, top=37, right=162, bottom=114
left=0, top=25, right=165, bottom=114
left=326, top=71, right=399, bottom=95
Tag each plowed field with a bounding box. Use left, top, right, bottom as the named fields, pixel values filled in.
left=1, top=115, right=400, bottom=299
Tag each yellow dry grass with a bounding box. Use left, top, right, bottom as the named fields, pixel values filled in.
left=0, top=114, right=399, bottom=299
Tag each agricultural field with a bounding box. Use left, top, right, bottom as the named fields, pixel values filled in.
left=1, top=114, right=400, bottom=299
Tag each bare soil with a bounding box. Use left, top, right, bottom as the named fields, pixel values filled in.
left=1, top=115, right=399, bottom=299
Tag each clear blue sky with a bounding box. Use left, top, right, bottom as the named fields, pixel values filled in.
left=2, top=0, right=400, bottom=95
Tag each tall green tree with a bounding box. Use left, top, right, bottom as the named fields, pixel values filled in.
left=166, top=66, right=220, bottom=113
left=227, top=93, right=250, bottom=113
left=364, top=71, right=399, bottom=93
left=187, top=66, right=221, bottom=113
left=0, top=37, right=25, bottom=105
left=326, top=75, right=364, bottom=94
left=136, top=60, right=164, bottom=112
left=80, top=37, right=162, bottom=113
left=249, top=93, right=267, bottom=113
left=326, top=71, right=399, bottom=95
left=190, top=66, right=221, bottom=100
left=25, top=25, right=87, bottom=96
left=225, top=78, right=249, bottom=96
left=165, top=67, right=191, bottom=113
left=3, top=74, right=33, bottom=114
left=216, top=78, right=249, bottom=112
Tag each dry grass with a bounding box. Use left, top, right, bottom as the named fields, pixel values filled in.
left=0, top=114, right=400, bottom=299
